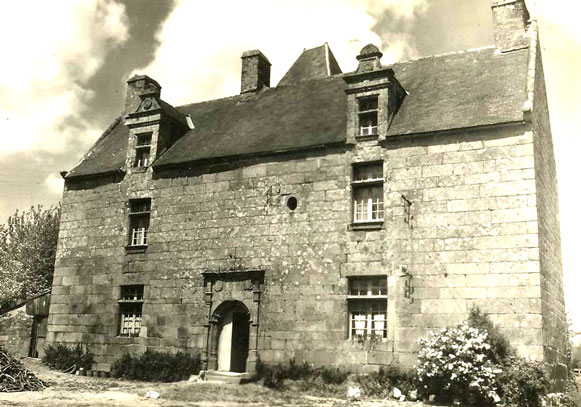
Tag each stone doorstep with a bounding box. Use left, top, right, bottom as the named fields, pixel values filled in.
left=204, top=370, right=254, bottom=384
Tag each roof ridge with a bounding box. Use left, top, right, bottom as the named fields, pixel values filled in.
left=176, top=93, right=242, bottom=110
left=389, top=45, right=497, bottom=67
left=176, top=74, right=345, bottom=109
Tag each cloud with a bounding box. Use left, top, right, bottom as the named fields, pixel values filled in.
left=0, top=0, right=129, bottom=157
left=44, top=173, right=65, bottom=196
left=135, top=0, right=428, bottom=106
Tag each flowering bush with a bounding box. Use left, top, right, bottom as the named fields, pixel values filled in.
left=416, top=322, right=501, bottom=405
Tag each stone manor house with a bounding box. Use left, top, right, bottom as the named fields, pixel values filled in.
left=47, top=0, right=566, bottom=379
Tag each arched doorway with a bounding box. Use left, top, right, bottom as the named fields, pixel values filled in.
left=213, top=301, right=250, bottom=373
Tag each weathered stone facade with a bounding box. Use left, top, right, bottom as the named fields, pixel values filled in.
left=47, top=0, right=566, bottom=380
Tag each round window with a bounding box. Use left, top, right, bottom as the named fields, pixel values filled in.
left=287, top=196, right=298, bottom=211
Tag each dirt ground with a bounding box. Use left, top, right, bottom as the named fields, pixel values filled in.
left=0, top=358, right=428, bottom=407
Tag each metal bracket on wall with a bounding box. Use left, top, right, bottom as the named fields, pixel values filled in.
left=401, top=194, right=413, bottom=229
left=401, top=266, right=414, bottom=303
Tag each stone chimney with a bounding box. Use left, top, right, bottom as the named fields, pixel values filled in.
left=240, top=50, right=271, bottom=94
left=491, top=0, right=531, bottom=52
left=125, top=75, right=161, bottom=113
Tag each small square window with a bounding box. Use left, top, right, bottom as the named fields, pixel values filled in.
left=118, top=285, right=144, bottom=337
left=348, top=277, right=387, bottom=340
left=128, top=199, right=151, bottom=246
left=133, top=133, right=152, bottom=168
left=358, top=96, right=378, bottom=137
left=352, top=163, right=384, bottom=223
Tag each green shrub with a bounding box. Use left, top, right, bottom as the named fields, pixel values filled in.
left=495, top=356, right=548, bottom=407
left=467, top=306, right=512, bottom=364
left=319, top=366, right=349, bottom=385
left=42, top=343, right=94, bottom=371
left=256, top=361, right=286, bottom=389
left=111, top=349, right=201, bottom=382
left=355, top=365, right=416, bottom=398
left=255, top=358, right=349, bottom=390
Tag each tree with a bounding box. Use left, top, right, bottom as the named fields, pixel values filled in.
left=0, top=205, right=60, bottom=311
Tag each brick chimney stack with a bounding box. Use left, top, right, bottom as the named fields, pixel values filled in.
left=240, top=50, right=271, bottom=94
left=491, top=0, right=531, bottom=52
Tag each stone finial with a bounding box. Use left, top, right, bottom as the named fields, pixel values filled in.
left=240, top=50, right=271, bottom=94
left=491, top=0, right=531, bottom=52
left=125, top=75, right=162, bottom=113
left=355, top=43, right=383, bottom=74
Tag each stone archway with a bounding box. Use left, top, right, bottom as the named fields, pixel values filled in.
left=209, top=300, right=251, bottom=373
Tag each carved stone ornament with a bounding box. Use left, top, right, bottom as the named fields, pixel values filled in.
left=243, top=280, right=254, bottom=291
left=360, top=61, right=374, bottom=72
left=143, top=98, right=153, bottom=110
left=213, top=281, right=223, bottom=292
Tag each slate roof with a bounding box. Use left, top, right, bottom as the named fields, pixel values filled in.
left=278, top=44, right=342, bottom=86
left=387, top=47, right=528, bottom=136
left=66, top=115, right=127, bottom=178
left=67, top=45, right=529, bottom=178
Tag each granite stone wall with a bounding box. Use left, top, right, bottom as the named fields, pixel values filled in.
left=0, top=306, right=33, bottom=358
left=47, top=120, right=558, bottom=372
left=530, top=41, right=567, bottom=379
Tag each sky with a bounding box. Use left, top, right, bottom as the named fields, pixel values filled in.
left=0, top=0, right=579, bottom=329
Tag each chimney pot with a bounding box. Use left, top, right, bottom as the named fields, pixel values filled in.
left=240, top=50, right=271, bottom=94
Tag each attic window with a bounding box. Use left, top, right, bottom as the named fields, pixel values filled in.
left=358, top=96, right=378, bottom=137
left=133, top=133, right=152, bottom=168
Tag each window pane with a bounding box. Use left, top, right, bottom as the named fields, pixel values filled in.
left=359, top=97, right=378, bottom=111
left=353, top=186, right=383, bottom=222
left=134, top=147, right=151, bottom=168
left=136, top=133, right=152, bottom=146
left=354, top=164, right=383, bottom=181
left=359, top=112, right=378, bottom=127
left=350, top=278, right=387, bottom=296
left=130, top=200, right=151, bottom=214
left=120, top=303, right=142, bottom=336
left=349, top=298, right=387, bottom=339
left=121, top=285, right=144, bottom=300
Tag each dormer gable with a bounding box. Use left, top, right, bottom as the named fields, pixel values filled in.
left=123, top=75, right=189, bottom=174
left=343, top=44, right=406, bottom=144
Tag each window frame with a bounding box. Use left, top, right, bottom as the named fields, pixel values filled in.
left=133, top=132, right=152, bottom=168
left=127, top=199, right=151, bottom=249
left=357, top=96, right=379, bottom=138
left=351, top=162, right=384, bottom=226
left=118, top=285, right=144, bottom=337
left=347, top=276, right=388, bottom=340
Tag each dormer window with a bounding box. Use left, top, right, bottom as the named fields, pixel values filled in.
left=358, top=96, right=378, bottom=137
left=133, top=133, right=152, bottom=168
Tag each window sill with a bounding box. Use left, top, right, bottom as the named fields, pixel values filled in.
left=355, top=133, right=379, bottom=142
left=349, top=221, right=384, bottom=231
left=131, top=167, right=147, bottom=173
left=125, top=245, right=147, bottom=254
left=347, top=295, right=388, bottom=300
